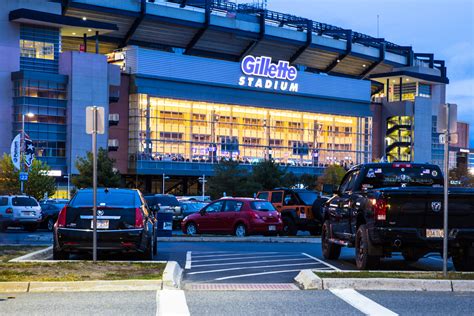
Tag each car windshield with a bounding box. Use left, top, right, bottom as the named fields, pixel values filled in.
left=12, top=197, right=38, bottom=207
left=155, top=196, right=180, bottom=207
left=361, top=165, right=444, bottom=189
left=296, top=191, right=319, bottom=205
left=70, top=191, right=137, bottom=207
left=250, top=201, right=276, bottom=212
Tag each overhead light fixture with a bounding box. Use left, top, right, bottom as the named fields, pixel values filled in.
left=406, top=78, right=410, bottom=81
left=336, top=59, right=340, bottom=63
left=362, top=64, right=367, bottom=68
left=392, top=80, right=396, bottom=83
left=88, top=29, right=92, bottom=32
left=82, top=17, right=87, bottom=21
left=72, top=32, right=76, bottom=35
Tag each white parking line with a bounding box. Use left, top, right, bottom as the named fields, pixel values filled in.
left=156, top=290, right=190, bottom=316
left=188, top=262, right=327, bottom=275
left=214, top=269, right=307, bottom=281
left=185, top=251, right=192, bottom=270
left=192, top=254, right=302, bottom=263
left=330, top=289, right=398, bottom=316
left=192, top=257, right=316, bottom=268
left=302, top=252, right=341, bottom=271
left=191, top=252, right=281, bottom=259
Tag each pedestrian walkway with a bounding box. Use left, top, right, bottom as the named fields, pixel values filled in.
left=183, top=250, right=339, bottom=285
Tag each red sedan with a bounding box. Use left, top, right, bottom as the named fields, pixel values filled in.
left=181, top=198, right=283, bottom=237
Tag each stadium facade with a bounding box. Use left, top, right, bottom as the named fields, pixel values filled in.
left=0, top=0, right=461, bottom=196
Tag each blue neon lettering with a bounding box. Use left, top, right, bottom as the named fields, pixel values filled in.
left=241, top=55, right=298, bottom=81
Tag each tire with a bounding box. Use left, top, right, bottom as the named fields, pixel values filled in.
left=24, top=224, right=38, bottom=232
left=0, top=222, right=7, bottom=232
left=53, top=244, right=69, bottom=260
left=402, top=250, right=422, bottom=263
left=453, top=249, right=474, bottom=272
left=321, top=220, right=341, bottom=260
left=47, top=218, right=55, bottom=232
left=355, top=224, right=380, bottom=270
left=234, top=223, right=247, bottom=237
left=309, top=226, right=321, bottom=236
left=142, top=236, right=154, bottom=261
left=186, top=222, right=198, bottom=235
left=282, top=217, right=297, bottom=236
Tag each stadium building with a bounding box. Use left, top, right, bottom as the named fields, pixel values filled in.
left=0, top=0, right=454, bottom=195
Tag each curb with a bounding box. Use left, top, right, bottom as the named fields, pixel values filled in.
left=0, top=280, right=163, bottom=293
left=9, top=246, right=52, bottom=262
left=162, top=261, right=183, bottom=290
left=293, top=271, right=474, bottom=292
left=157, top=236, right=321, bottom=243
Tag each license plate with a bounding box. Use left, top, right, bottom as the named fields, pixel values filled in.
left=300, top=213, right=306, bottom=219
left=22, top=211, right=34, bottom=216
left=91, top=220, right=109, bottom=229
left=426, top=229, right=444, bottom=238
left=268, top=225, right=276, bottom=231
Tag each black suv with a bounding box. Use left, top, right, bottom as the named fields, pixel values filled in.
left=53, top=188, right=157, bottom=260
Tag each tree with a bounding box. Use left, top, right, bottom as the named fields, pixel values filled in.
left=251, top=160, right=286, bottom=190
left=72, top=148, right=121, bottom=189
left=0, top=154, right=56, bottom=200
left=317, top=164, right=346, bottom=190
left=207, top=160, right=256, bottom=199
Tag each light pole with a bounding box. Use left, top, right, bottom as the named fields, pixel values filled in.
left=162, top=173, right=170, bottom=194
left=64, top=174, right=70, bottom=199
left=21, top=112, right=35, bottom=194
left=198, top=175, right=207, bottom=201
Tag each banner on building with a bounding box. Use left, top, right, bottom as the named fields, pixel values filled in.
left=24, top=134, right=35, bottom=168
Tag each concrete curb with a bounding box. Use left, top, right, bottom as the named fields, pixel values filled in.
left=293, top=271, right=474, bottom=292
left=157, top=236, right=321, bottom=243
left=162, top=261, right=183, bottom=290
left=0, top=280, right=163, bottom=293
left=295, top=269, right=323, bottom=290
left=9, top=246, right=52, bottom=262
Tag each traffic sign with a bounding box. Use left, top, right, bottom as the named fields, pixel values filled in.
left=19, top=172, right=28, bottom=181
left=86, top=106, right=105, bottom=134
left=437, top=103, right=457, bottom=133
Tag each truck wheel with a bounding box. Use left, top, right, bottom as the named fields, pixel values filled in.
left=355, top=225, right=380, bottom=270
left=402, top=250, right=421, bottom=263
left=321, top=221, right=341, bottom=260
left=282, top=217, right=297, bottom=236
left=453, top=249, right=474, bottom=272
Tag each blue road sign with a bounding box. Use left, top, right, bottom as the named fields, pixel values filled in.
left=19, top=172, right=28, bottom=181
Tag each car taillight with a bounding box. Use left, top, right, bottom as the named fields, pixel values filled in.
left=373, top=198, right=388, bottom=221
left=5, top=208, right=13, bottom=214
left=251, top=212, right=261, bottom=220
left=56, top=206, right=67, bottom=227
left=135, top=208, right=144, bottom=228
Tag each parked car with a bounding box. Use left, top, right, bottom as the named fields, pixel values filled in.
left=53, top=188, right=157, bottom=260
left=319, top=162, right=474, bottom=271
left=145, top=194, right=182, bottom=224
left=40, top=202, right=67, bottom=231
left=0, top=195, right=42, bottom=232
left=181, top=197, right=283, bottom=237
left=180, top=201, right=208, bottom=218
left=257, top=188, right=321, bottom=236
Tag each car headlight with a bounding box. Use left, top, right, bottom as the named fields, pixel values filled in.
left=183, top=216, right=188, bottom=222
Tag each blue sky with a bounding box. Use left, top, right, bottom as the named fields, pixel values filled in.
left=262, top=0, right=474, bottom=147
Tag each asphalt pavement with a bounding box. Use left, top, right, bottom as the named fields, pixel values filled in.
left=2, top=290, right=473, bottom=316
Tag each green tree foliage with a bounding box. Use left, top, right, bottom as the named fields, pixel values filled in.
left=72, top=148, right=121, bottom=189
left=317, top=164, right=347, bottom=190
left=0, top=154, right=56, bottom=200
left=251, top=160, right=286, bottom=190
left=207, top=160, right=255, bottom=199
left=449, top=166, right=474, bottom=187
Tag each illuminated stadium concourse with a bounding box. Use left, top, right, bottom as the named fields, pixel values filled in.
left=0, top=0, right=452, bottom=194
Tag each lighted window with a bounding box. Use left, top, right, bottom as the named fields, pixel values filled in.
left=20, top=40, right=54, bottom=60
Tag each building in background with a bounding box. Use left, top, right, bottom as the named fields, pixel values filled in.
left=0, top=0, right=463, bottom=195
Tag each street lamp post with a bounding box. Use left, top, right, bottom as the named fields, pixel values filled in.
left=21, top=112, right=35, bottom=194
left=162, top=173, right=170, bottom=194
left=198, top=175, right=207, bottom=201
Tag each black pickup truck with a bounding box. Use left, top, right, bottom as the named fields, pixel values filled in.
left=320, top=162, right=474, bottom=271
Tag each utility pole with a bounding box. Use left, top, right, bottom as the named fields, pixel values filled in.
left=442, top=104, right=450, bottom=277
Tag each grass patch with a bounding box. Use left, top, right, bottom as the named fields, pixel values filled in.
left=0, top=247, right=165, bottom=282
left=0, top=246, right=44, bottom=263
left=314, top=271, right=474, bottom=280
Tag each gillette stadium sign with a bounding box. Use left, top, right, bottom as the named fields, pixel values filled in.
left=239, top=55, right=299, bottom=92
